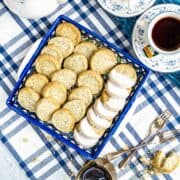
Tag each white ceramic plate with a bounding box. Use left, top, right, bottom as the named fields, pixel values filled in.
left=97, top=0, right=155, bottom=17
left=132, top=4, right=180, bottom=73
left=18, top=39, right=42, bottom=78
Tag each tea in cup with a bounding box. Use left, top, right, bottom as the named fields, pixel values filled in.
left=148, top=12, right=180, bottom=55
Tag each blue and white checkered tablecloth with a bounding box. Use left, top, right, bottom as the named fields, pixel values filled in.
left=0, top=0, right=179, bottom=179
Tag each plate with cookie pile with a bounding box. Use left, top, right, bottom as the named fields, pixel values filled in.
left=6, top=15, right=149, bottom=159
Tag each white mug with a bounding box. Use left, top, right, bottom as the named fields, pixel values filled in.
left=148, top=12, right=180, bottom=55
left=3, top=0, right=66, bottom=19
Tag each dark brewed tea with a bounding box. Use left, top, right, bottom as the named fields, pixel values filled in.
left=152, top=17, right=180, bottom=51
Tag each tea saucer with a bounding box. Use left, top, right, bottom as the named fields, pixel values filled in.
left=132, top=4, right=180, bottom=73
left=97, top=0, right=155, bottom=17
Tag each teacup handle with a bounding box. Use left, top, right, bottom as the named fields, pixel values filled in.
left=143, top=45, right=159, bottom=58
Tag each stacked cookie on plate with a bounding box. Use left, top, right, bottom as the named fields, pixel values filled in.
left=17, top=21, right=137, bottom=149
left=74, top=64, right=137, bottom=148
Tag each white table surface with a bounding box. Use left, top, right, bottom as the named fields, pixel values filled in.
left=0, top=141, right=27, bottom=180
left=0, top=141, right=70, bottom=179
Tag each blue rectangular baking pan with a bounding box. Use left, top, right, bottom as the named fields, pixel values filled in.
left=6, top=15, right=150, bottom=160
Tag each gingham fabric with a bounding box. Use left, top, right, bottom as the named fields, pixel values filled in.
left=0, top=0, right=179, bottom=179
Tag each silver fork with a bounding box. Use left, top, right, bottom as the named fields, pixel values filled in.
left=118, top=110, right=172, bottom=168
left=106, top=128, right=179, bottom=161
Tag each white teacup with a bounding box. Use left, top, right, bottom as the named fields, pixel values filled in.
left=148, top=12, right=180, bottom=55
left=3, top=0, right=66, bottom=19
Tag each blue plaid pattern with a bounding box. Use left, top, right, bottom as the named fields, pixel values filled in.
left=0, top=0, right=179, bottom=179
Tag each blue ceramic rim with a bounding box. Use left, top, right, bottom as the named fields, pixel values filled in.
left=6, top=15, right=150, bottom=159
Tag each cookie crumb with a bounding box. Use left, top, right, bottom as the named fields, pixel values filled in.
left=22, top=137, right=29, bottom=143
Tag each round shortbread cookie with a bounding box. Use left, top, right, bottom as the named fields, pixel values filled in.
left=41, top=44, right=63, bottom=67
left=35, top=54, right=60, bottom=77
left=79, top=117, right=105, bottom=139
left=48, top=37, right=74, bottom=58
left=109, top=64, right=137, bottom=88
left=152, top=151, right=166, bottom=169
left=101, top=90, right=126, bottom=112
left=90, top=48, right=117, bottom=74
left=74, top=41, right=97, bottom=59
left=94, top=98, right=117, bottom=121
left=63, top=53, right=88, bottom=74
left=52, top=109, right=75, bottom=133
left=161, top=152, right=180, bottom=173
left=68, top=86, right=93, bottom=107
left=42, top=81, right=67, bottom=106
left=77, top=70, right=103, bottom=95
left=51, top=69, right=77, bottom=89
left=87, top=107, right=112, bottom=129
left=63, top=100, right=86, bottom=122
left=25, top=73, right=49, bottom=94
left=105, top=81, right=131, bottom=99
left=36, top=97, right=59, bottom=122
left=55, top=22, right=81, bottom=45
left=18, top=87, right=40, bottom=112
left=73, top=127, right=99, bottom=149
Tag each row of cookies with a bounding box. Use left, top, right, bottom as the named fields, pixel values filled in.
left=73, top=64, right=137, bottom=148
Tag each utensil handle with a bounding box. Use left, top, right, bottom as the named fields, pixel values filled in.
left=118, top=135, right=150, bottom=168
left=118, top=149, right=136, bottom=168
left=106, top=143, right=148, bottom=161
left=118, top=129, right=179, bottom=168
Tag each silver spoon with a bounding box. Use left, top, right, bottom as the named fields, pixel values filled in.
left=118, top=110, right=171, bottom=168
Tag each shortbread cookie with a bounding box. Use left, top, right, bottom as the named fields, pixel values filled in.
left=25, top=73, right=49, bottom=94
left=41, top=44, right=63, bottom=67
left=56, top=22, right=81, bottom=45
left=36, top=97, right=59, bottom=122
left=74, top=41, right=97, bottom=59
left=161, top=152, right=180, bottom=173
left=74, top=127, right=98, bottom=149
left=35, top=54, right=60, bottom=77
left=152, top=151, right=166, bottom=169
left=109, top=64, right=137, bottom=88
left=63, top=53, right=88, bottom=74
left=101, top=90, right=126, bottom=112
left=77, top=70, right=103, bottom=95
left=87, top=107, right=112, bottom=129
left=51, top=69, right=77, bottom=89
left=63, top=100, right=86, bottom=122
left=105, top=81, right=130, bottom=99
left=42, top=81, right=67, bottom=106
left=48, top=37, right=74, bottom=58
left=68, top=86, right=93, bottom=107
left=18, top=87, right=40, bottom=112
left=79, top=117, right=105, bottom=139
left=90, top=48, right=117, bottom=74
left=52, top=109, right=75, bottom=133
left=94, top=98, right=117, bottom=121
